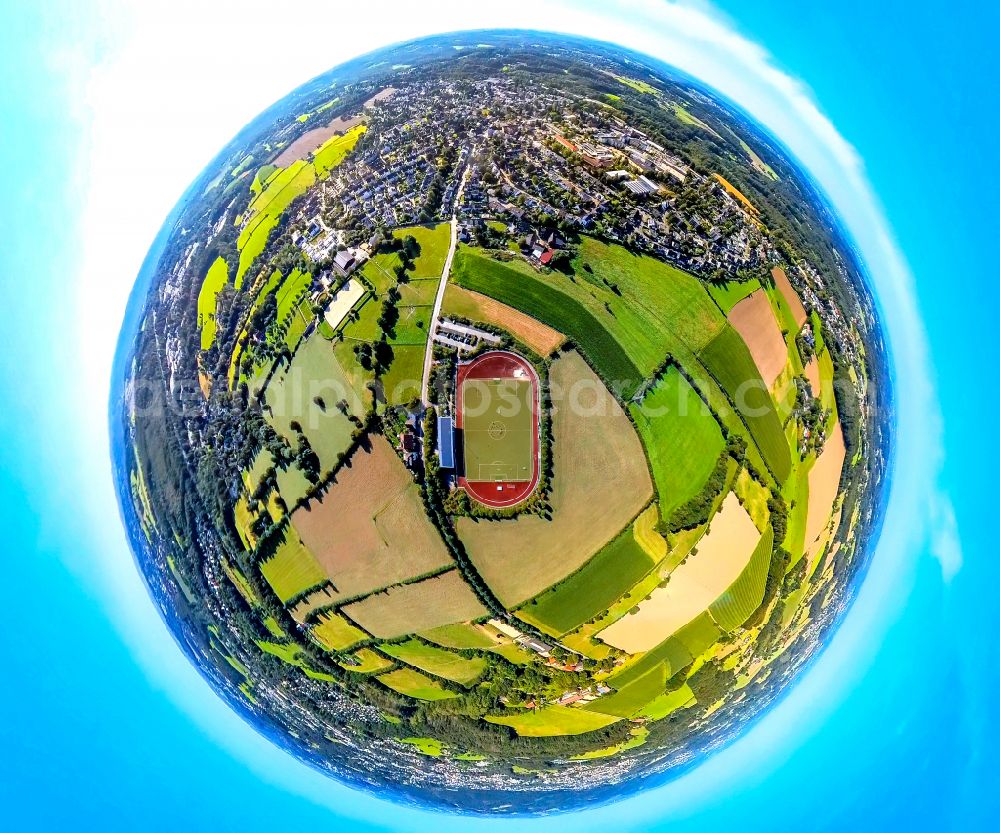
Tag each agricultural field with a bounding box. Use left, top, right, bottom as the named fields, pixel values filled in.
left=314, top=124, right=366, bottom=177
left=697, top=324, right=791, bottom=482
left=263, top=333, right=366, bottom=476
left=630, top=368, right=726, bottom=516
left=442, top=285, right=566, bottom=356
left=486, top=705, right=620, bottom=737
left=419, top=623, right=496, bottom=650
left=380, top=639, right=487, bottom=686
left=378, top=667, right=459, bottom=701
left=395, top=223, right=451, bottom=277
left=290, top=436, right=453, bottom=601
left=339, top=648, right=394, bottom=674
left=259, top=526, right=328, bottom=604
left=197, top=256, right=229, bottom=350
left=456, top=352, right=653, bottom=606
left=311, top=612, right=368, bottom=651
left=517, top=513, right=664, bottom=637
left=728, top=290, right=788, bottom=388
left=599, top=494, right=761, bottom=653
left=708, top=526, right=775, bottom=631
left=236, top=160, right=316, bottom=285
left=804, top=422, right=846, bottom=559
left=585, top=663, right=667, bottom=718
left=341, top=570, right=488, bottom=639
left=708, top=277, right=761, bottom=314
left=771, top=267, right=808, bottom=328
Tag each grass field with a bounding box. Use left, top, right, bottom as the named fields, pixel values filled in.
left=570, top=727, right=649, bottom=760
left=380, top=639, right=487, bottom=686
left=400, top=737, right=445, bottom=757
left=607, top=613, right=721, bottom=689
left=264, top=333, right=366, bottom=478
left=697, top=324, right=791, bottom=482
left=452, top=238, right=727, bottom=400
left=377, top=667, right=459, bottom=701
left=394, top=223, right=451, bottom=278
left=259, top=527, right=327, bottom=604
left=311, top=612, right=368, bottom=651
left=586, top=664, right=668, bottom=718
left=442, top=285, right=566, bottom=356
left=313, top=124, right=365, bottom=178
left=236, top=160, right=315, bottom=284
left=708, top=277, right=761, bottom=314
left=290, top=436, right=453, bottom=601
left=198, top=256, right=230, bottom=350
left=638, top=683, right=696, bottom=721
left=456, top=352, right=653, bottom=607
left=485, top=705, right=620, bottom=737
left=771, top=267, right=808, bottom=328
left=517, top=518, right=659, bottom=637
left=452, top=249, right=642, bottom=396
left=709, top=525, right=774, bottom=631
left=420, top=623, right=496, bottom=650
left=631, top=368, right=727, bottom=516
left=342, top=570, right=488, bottom=640
left=379, top=344, right=425, bottom=406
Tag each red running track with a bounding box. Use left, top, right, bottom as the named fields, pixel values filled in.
left=455, top=350, right=540, bottom=509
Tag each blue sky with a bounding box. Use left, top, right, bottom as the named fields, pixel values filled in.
left=1, top=1, right=997, bottom=829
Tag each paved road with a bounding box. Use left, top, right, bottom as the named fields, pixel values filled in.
left=420, top=166, right=469, bottom=405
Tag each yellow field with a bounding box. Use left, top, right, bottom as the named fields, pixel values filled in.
left=290, top=436, right=452, bottom=600
left=456, top=352, right=653, bottom=606
left=311, top=612, right=368, bottom=651
left=442, top=285, right=566, bottom=356
left=342, top=570, right=487, bottom=639
left=259, top=527, right=327, bottom=604
left=804, top=421, right=846, bottom=560
left=598, top=493, right=761, bottom=653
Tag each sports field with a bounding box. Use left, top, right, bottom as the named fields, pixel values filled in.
left=457, top=351, right=539, bottom=507
left=456, top=352, right=653, bottom=607
left=462, top=378, right=533, bottom=480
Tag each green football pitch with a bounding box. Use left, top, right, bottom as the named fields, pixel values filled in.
left=461, top=378, right=533, bottom=481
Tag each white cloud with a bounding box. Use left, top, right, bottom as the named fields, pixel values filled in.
left=54, top=0, right=956, bottom=826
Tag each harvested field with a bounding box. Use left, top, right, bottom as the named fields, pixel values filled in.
left=485, top=705, right=620, bottom=737
left=289, top=585, right=339, bottom=625
left=456, top=352, right=653, bottom=607
left=290, top=436, right=452, bottom=601
left=804, top=421, right=846, bottom=558
left=804, top=356, right=821, bottom=395
left=342, top=570, right=487, bottom=639
left=442, top=285, right=566, bottom=356
left=272, top=114, right=364, bottom=167
left=728, top=290, right=788, bottom=388
left=771, top=267, right=808, bottom=327
left=598, top=494, right=761, bottom=653
left=709, top=526, right=774, bottom=631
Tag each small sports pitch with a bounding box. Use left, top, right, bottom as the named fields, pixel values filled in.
left=456, top=351, right=540, bottom=508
